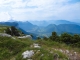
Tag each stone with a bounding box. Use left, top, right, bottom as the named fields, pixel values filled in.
left=0, top=33, right=11, bottom=37
left=22, top=50, right=34, bottom=59
left=18, top=35, right=32, bottom=39
left=53, top=53, right=59, bottom=60
left=33, top=43, right=41, bottom=48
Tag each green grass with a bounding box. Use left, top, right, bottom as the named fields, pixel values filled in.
left=0, top=25, right=9, bottom=33
left=0, top=36, right=69, bottom=60
left=0, top=36, right=80, bottom=60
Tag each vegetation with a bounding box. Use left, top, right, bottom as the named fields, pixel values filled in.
left=5, top=26, right=24, bottom=36
left=49, top=32, right=80, bottom=47
left=0, top=36, right=70, bottom=60
left=0, top=25, right=9, bottom=33
left=0, top=26, right=80, bottom=60
left=0, top=36, right=33, bottom=60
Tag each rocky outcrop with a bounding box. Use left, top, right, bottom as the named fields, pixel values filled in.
left=22, top=50, right=34, bottom=59
left=18, top=35, right=32, bottom=39
left=0, top=33, right=11, bottom=37
left=30, top=43, right=41, bottom=48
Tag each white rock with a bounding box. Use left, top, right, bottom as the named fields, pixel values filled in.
left=50, top=51, right=53, bottom=53
left=59, top=49, right=63, bottom=53
left=66, top=50, right=69, bottom=54
left=33, top=43, right=41, bottom=48
left=18, top=35, right=32, bottom=39
left=41, top=54, right=44, bottom=56
left=0, top=33, right=11, bottom=37
left=27, top=59, right=32, bottom=60
left=74, top=52, right=77, bottom=55
left=22, top=50, right=34, bottom=59
left=34, top=45, right=41, bottom=48
left=12, top=37, right=16, bottom=39
left=37, top=50, right=40, bottom=52
left=33, top=43, right=38, bottom=46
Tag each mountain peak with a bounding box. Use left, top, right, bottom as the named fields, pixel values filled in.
left=8, top=19, right=16, bottom=22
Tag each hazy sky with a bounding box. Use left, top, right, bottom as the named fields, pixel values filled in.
left=0, top=0, right=80, bottom=22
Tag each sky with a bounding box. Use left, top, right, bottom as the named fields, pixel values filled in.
left=0, top=0, right=80, bottom=22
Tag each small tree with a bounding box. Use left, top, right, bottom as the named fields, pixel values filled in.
left=37, top=37, right=41, bottom=40
left=43, top=36, right=48, bottom=41
left=49, top=32, right=59, bottom=41
left=6, top=27, right=11, bottom=35
left=72, top=34, right=80, bottom=43
left=5, top=26, right=20, bottom=36
left=11, top=26, right=20, bottom=36
left=60, top=33, right=72, bottom=44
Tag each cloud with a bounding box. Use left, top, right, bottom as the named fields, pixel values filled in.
left=0, top=0, right=80, bottom=22
left=50, top=2, right=80, bottom=20
left=0, top=12, right=10, bottom=21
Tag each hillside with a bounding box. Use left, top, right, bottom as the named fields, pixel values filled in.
left=0, top=22, right=37, bottom=39
left=0, top=35, right=80, bottom=60
left=0, top=25, right=80, bottom=60
left=0, top=25, right=9, bottom=33
left=18, top=21, right=38, bottom=32
left=45, top=24, right=80, bottom=34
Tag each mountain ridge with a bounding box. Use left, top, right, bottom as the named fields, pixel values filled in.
left=0, top=20, right=80, bottom=37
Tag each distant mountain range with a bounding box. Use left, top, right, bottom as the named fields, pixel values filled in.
left=29, top=20, right=80, bottom=26
left=44, top=24, right=80, bottom=36
left=0, top=22, right=18, bottom=27
left=18, top=21, right=39, bottom=32
left=0, top=20, right=80, bottom=37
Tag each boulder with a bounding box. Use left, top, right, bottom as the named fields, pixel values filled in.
left=0, top=33, right=11, bottom=37
left=22, top=50, right=34, bottom=59
left=18, top=35, right=32, bottom=39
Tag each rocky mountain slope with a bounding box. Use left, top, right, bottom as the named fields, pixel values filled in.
left=0, top=25, right=80, bottom=60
